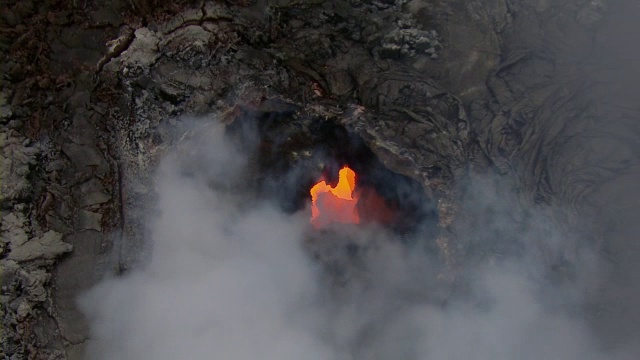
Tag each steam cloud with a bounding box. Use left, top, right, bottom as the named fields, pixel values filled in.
left=80, top=119, right=633, bottom=359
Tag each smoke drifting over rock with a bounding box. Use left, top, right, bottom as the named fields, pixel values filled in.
left=79, top=120, right=633, bottom=360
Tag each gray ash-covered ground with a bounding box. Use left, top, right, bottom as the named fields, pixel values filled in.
left=1, top=0, right=639, bottom=358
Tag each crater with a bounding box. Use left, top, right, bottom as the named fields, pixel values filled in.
left=225, top=107, right=439, bottom=237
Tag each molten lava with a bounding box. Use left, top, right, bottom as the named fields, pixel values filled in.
left=310, top=166, right=360, bottom=228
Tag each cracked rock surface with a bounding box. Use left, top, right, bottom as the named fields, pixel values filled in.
left=1, top=0, right=639, bottom=358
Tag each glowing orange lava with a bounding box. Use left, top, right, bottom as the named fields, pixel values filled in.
left=310, top=166, right=360, bottom=228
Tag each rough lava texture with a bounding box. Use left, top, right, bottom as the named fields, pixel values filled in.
left=1, top=129, right=71, bottom=358
left=1, top=0, right=639, bottom=358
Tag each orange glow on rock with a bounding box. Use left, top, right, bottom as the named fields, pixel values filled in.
left=310, top=166, right=360, bottom=228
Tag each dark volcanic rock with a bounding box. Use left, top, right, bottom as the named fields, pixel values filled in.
left=1, top=0, right=639, bottom=357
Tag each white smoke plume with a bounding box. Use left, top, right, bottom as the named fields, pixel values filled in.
left=79, top=119, right=632, bottom=359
